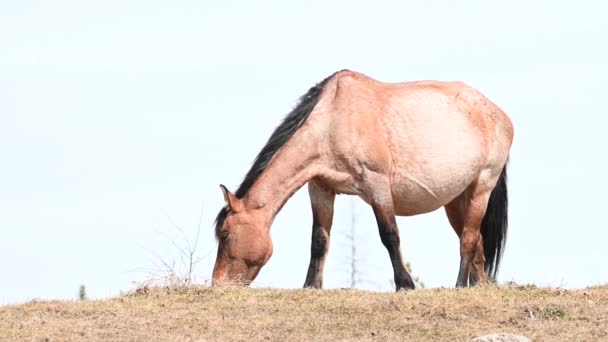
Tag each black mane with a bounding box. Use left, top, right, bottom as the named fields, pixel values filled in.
left=214, top=71, right=338, bottom=239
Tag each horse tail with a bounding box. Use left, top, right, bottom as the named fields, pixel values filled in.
left=481, top=162, right=509, bottom=280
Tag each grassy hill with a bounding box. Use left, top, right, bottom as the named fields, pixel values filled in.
left=1, top=284, right=607, bottom=341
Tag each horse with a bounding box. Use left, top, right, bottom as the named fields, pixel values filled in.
left=212, top=70, right=513, bottom=291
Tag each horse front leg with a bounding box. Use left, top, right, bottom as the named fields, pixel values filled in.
left=303, top=181, right=335, bottom=289
left=368, top=180, right=415, bottom=292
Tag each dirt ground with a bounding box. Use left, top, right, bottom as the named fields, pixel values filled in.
left=1, top=284, right=607, bottom=341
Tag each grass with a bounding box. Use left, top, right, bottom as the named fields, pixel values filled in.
left=1, top=284, right=607, bottom=341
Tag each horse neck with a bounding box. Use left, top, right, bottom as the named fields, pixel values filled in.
left=243, top=129, right=320, bottom=226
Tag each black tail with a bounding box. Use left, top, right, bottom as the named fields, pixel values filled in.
left=481, top=164, right=509, bottom=280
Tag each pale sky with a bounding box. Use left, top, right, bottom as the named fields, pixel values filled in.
left=1, top=1, right=607, bottom=304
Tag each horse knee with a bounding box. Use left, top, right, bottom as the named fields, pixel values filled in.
left=311, top=228, right=328, bottom=258
left=460, top=232, right=480, bottom=257
left=379, top=227, right=400, bottom=249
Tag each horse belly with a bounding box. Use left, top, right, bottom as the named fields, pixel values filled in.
left=390, top=166, right=477, bottom=216
left=389, top=129, right=484, bottom=216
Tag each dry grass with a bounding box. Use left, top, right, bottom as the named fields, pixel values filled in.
left=1, top=284, right=607, bottom=341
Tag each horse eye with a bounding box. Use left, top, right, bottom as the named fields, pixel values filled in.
left=220, top=231, right=230, bottom=241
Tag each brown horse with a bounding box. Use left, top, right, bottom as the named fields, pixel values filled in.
left=213, top=70, right=513, bottom=291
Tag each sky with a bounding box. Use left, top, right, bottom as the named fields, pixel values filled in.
left=1, top=1, right=607, bottom=304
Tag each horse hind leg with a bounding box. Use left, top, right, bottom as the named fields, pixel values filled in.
left=303, top=181, right=335, bottom=289
left=445, top=189, right=490, bottom=287
left=444, top=198, right=468, bottom=285
left=470, top=237, right=486, bottom=285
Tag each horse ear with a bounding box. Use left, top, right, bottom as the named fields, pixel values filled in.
left=220, top=184, right=242, bottom=212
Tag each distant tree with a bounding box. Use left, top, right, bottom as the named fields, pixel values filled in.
left=347, top=198, right=359, bottom=288
left=78, top=284, right=87, bottom=300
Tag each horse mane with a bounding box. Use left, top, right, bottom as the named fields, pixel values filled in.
left=214, top=71, right=340, bottom=239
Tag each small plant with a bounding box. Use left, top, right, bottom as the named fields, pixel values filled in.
left=78, top=285, right=87, bottom=300
left=405, top=261, right=425, bottom=289
left=140, top=206, right=211, bottom=289
left=525, top=304, right=567, bottom=320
